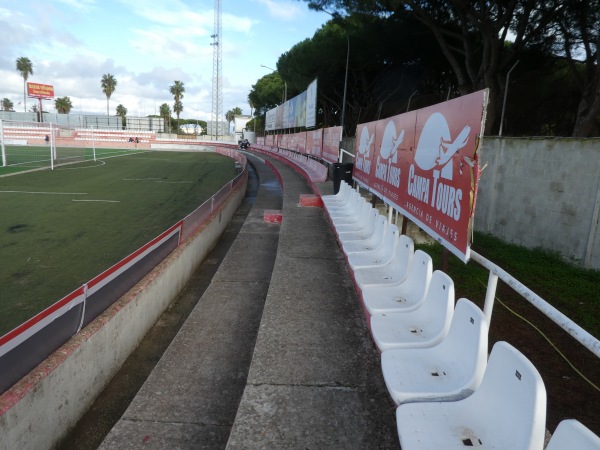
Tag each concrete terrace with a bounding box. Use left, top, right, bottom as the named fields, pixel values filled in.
left=98, top=152, right=399, bottom=449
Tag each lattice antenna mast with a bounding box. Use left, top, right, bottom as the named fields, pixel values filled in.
left=210, top=0, right=223, bottom=141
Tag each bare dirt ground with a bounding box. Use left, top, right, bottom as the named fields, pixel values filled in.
left=470, top=281, right=600, bottom=438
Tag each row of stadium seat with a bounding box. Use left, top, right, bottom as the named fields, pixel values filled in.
left=251, top=145, right=328, bottom=183
left=1, top=135, right=47, bottom=140
left=74, top=129, right=155, bottom=135
left=322, top=181, right=600, bottom=450
left=73, top=137, right=149, bottom=143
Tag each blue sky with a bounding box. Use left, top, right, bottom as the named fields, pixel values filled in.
left=0, top=0, right=331, bottom=120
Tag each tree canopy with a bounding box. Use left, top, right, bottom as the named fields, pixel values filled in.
left=290, top=0, right=600, bottom=137
left=101, top=73, right=117, bottom=116
left=16, top=57, right=33, bottom=113
left=54, top=96, right=73, bottom=114
left=2, top=98, right=14, bottom=111
left=170, top=80, right=185, bottom=130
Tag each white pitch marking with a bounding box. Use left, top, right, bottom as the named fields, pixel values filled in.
left=155, top=180, right=193, bottom=184
left=0, top=190, right=88, bottom=195
left=72, top=199, right=120, bottom=203
left=123, top=178, right=163, bottom=181
left=58, top=160, right=107, bottom=170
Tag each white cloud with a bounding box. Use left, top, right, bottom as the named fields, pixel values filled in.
left=254, top=0, right=304, bottom=21
left=55, top=0, right=96, bottom=13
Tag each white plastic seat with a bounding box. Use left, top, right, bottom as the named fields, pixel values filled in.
left=326, top=189, right=361, bottom=217
left=322, top=181, right=352, bottom=207
left=336, top=207, right=379, bottom=238
left=370, top=270, right=454, bottom=351
left=381, top=298, right=488, bottom=405
left=331, top=199, right=371, bottom=228
left=329, top=195, right=368, bottom=226
left=546, top=419, right=600, bottom=450
left=341, top=216, right=388, bottom=255
left=347, top=225, right=401, bottom=270
left=323, top=184, right=352, bottom=212
left=333, top=202, right=373, bottom=235
left=353, top=234, right=414, bottom=290
left=324, top=188, right=358, bottom=217
left=396, top=341, right=547, bottom=450
left=362, top=250, right=432, bottom=315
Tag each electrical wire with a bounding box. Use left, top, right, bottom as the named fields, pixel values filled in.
left=480, top=280, right=600, bottom=394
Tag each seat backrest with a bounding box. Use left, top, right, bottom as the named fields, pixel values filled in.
left=377, top=224, right=400, bottom=261
left=403, top=249, right=432, bottom=297
left=468, top=341, right=546, bottom=449
left=438, top=298, right=488, bottom=392
left=546, top=419, right=600, bottom=450
left=368, top=215, right=388, bottom=245
left=386, top=234, right=414, bottom=278
left=418, top=270, right=454, bottom=327
left=339, top=206, right=378, bottom=234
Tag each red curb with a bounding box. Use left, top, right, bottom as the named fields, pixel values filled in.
left=299, top=194, right=323, bottom=208
left=264, top=210, right=283, bottom=223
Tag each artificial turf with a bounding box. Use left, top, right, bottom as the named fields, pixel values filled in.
left=0, top=150, right=237, bottom=336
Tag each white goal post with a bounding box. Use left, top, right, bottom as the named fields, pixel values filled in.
left=0, top=120, right=87, bottom=170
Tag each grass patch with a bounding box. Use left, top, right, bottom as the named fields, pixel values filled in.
left=416, top=232, right=600, bottom=338
left=0, top=150, right=237, bottom=336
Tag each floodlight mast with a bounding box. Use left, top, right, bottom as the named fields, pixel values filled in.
left=210, top=0, right=223, bottom=141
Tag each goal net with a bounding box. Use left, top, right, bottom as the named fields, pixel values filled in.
left=0, top=120, right=86, bottom=170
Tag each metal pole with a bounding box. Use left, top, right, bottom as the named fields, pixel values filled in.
left=499, top=60, right=519, bottom=136
left=0, top=119, right=5, bottom=167
left=340, top=33, right=349, bottom=132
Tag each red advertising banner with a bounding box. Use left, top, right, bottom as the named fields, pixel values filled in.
left=352, top=90, right=488, bottom=261
left=296, top=132, right=307, bottom=153
left=307, top=128, right=323, bottom=157
left=27, top=82, right=54, bottom=99
left=353, top=121, right=377, bottom=189
left=322, top=126, right=342, bottom=164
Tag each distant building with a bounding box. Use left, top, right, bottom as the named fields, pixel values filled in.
left=234, top=115, right=252, bottom=142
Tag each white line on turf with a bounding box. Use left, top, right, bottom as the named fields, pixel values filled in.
left=58, top=160, right=107, bottom=170
left=72, top=199, right=120, bottom=203
left=0, top=190, right=88, bottom=195
left=155, top=180, right=193, bottom=184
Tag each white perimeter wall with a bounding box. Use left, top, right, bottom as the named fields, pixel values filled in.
left=475, top=136, right=600, bottom=269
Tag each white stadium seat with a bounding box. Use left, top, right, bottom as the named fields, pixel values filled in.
left=546, top=419, right=600, bottom=450
left=381, top=298, right=488, bottom=405
left=396, top=341, right=547, bottom=450
left=362, top=249, right=433, bottom=315
left=353, top=234, right=414, bottom=290
left=370, top=270, right=454, bottom=351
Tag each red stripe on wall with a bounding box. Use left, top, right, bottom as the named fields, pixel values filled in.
left=0, top=286, right=85, bottom=347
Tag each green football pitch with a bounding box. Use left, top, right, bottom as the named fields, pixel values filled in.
left=0, top=150, right=238, bottom=336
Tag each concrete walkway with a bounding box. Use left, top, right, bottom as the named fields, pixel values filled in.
left=100, top=153, right=398, bottom=449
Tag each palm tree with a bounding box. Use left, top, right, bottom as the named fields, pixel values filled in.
left=169, top=81, right=185, bottom=130
left=54, top=96, right=73, bottom=114
left=2, top=98, right=14, bottom=111
left=101, top=73, right=117, bottom=116
left=159, top=103, right=171, bottom=133
left=16, top=57, right=33, bottom=112
left=116, top=104, right=127, bottom=129
left=173, top=100, right=183, bottom=131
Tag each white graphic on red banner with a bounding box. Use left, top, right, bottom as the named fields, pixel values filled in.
left=352, top=90, right=488, bottom=262
left=353, top=123, right=375, bottom=187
